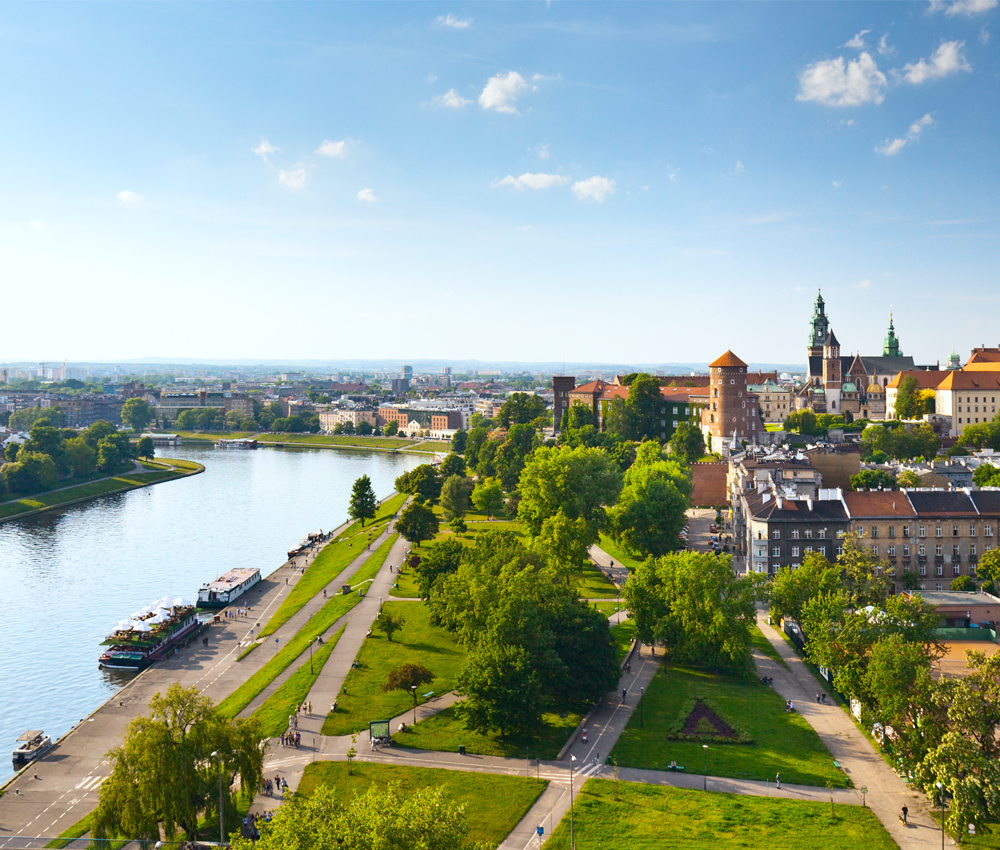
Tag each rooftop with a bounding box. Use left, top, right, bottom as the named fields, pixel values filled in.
left=709, top=350, right=747, bottom=369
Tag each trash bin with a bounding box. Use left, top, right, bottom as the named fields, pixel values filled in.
left=459, top=745, right=466, bottom=755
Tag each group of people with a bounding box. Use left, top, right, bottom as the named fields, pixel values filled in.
left=815, top=692, right=828, bottom=704
left=279, top=730, right=301, bottom=747
left=785, top=700, right=795, bottom=713
left=224, top=606, right=251, bottom=619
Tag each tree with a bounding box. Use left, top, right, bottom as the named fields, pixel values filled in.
left=383, top=663, right=434, bottom=717
left=627, top=374, right=665, bottom=441
left=974, top=464, right=1000, bottom=488
left=457, top=643, right=542, bottom=740
left=850, top=468, right=897, bottom=491
left=533, top=508, right=592, bottom=583
left=355, top=420, right=374, bottom=436
left=440, top=474, right=474, bottom=519
left=439, top=452, right=466, bottom=479
left=2, top=451, right=58, bottom=494
left=348, top=475, right=377, bottom=526
left=396, top=502, right=439, bottom=547
left=472, top=477, right=504, bottom=519
left=517, top=445, right=623, bottom=547
left=384, top=420, right=399, bottom=436
left=230, top=782, right=467, bottom=850
left=121, top=398, right=154, bottom=433
left=92, top=683, right=263, bottom=844
left=896, top=469, right=922, bottom=488
left=137, top=436, right=155, bottom=460
left=494, top=423, right=539, bottom=490
left=838, top=532, right=892, bottom=607
left=63, top=436, right=97, bottom=477
left=950, top=575, right=976, bottom=591
left=374, top=611, right=405, bottom=642
left=977, top=549, right=1000, bottom=592
left=413, top=538, right=464, bottom=599
left=668, top=422, right=705, bottom=464
left=464, top=426, right=490, bottom=467
left=9, top=405, right=64, bottom=431
left=97, top=433, right=136, bottom=473
left=602, top=395, right=637, bottom=441
left=496, top=393, right=548, bottom=428
left=768, top=553, right=842, bottom=624
left=395, top=464, right=441, bottom=502
left=894, top=375, right=923, bottom=420
left=451, top=428, right=468, bottom=454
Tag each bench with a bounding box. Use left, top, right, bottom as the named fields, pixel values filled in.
left=667, top=764, right=685, bottom=772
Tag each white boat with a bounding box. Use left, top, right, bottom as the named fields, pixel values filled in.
left=197, top=567, right=262, bottom=608
left=13, top=730, right=53, bottom=765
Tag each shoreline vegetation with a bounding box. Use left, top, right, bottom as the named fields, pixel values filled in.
left=0, top=457, right=204, bottom=524
left=173, top=431, right=448, bottom=454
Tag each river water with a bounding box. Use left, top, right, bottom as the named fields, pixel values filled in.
left=0, top=443, right=424, bottom=780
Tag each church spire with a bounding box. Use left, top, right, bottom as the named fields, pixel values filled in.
left=809, top=289, right=829, bottom=348
left=883, top=311, right=901, bottom=357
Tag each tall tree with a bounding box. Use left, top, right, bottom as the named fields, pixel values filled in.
left=450, top=428, right=468, bottom=454
left=767, top=553, right=842, bottom=624
left=412, top=539, right=465, bottom=599
left=348, top=475, right=377, bottom=526
left=456, top=643, right=542, bottom=741
left=438, top=452, right=466, bottom=479
left=374, top=611, right=405, bottom=642
left=136, top=435, right=155, bottom=460
left=121, top=398, right=154, bottom=433
left=626, top=374, right=665, bottom=441
left=396, top=501, right=439, bottom=547
left=440, top=474, right=474, bottom=519
left=496, top=392, right=548, bottom=428
left=668, top=421, right=705, bottom=464
left=471, top=477, right=504, bottom=519
left=894, top=375, right=923, bottom=420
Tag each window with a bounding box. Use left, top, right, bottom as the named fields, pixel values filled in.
left=791, top=546, right=800, bottom=557
left=903, top=526, right=911, bottom=538
left=772, top=530, right=781, bottom=539
left=936, top=525, right=943, bottom=538
left=857, top=526, right=866, bottom=538
left=971, top=544, right=977, bottom=556
left=919, top=544, right=926, bottom=556
left=953, top=544, right=961, bottom=557
left=791, top=529, right=800, bottom=540
left=987, top=525, right=994, bottom=537
left=888, top=545, right=895, bottom=557
left=888, top=526, right=896, bottom=538
left=954, top=564, right=961, bottom=576
left=836, top=545, right=844, bottom=556
left=903, top=545, right=910, bottom=557
left=818, top=545, right=826, bottom=556
left=818, top=529, right=826, bottom=539
left=772, top=546, right=781, bottom=557
left=673, top=407, right=678, bottom=414
left=872, top=526, right=879, bottom=539
left=936, top=544, right=943, bottom=557
left=805, top=528, right=813, bottom=540
left=919, top=526, right=926, bottom=538
left=953, top=525, right=960, bottom=537
left=872, top=545, right=878, bottom=557
left=971, top=525, right=977, bottom=537
left=936, top=583, right=943, bottom=592
left=920, top=564, right=927, bottom=576
left=805, top=545, right=814, bottom=554
left=936, top=564, right=943, bottom=576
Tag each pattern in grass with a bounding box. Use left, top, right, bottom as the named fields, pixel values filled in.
left=610, top=664, right=844, bottom=787
left=393, top=704, right=581, bottom=759
left=610, top=621, right=636, bottom=663
left=297, top=762, right=547, bottom=849
left=259, top=493, right=407, bottom=638
left=252, top=626, right=345, bottom=736
left=596, top=533, right=646, bottom=572
left=256, top=434, right=417, bottom=449
left=321, top=600, right=464, bottom=736
left=218, top=535, right=398, bottom=719
left=543, top=779, right=896, bottom=850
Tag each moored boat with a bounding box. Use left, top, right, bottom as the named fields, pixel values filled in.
left=99, top=598, right=200, bottom=671
left=13, top=730, right=53, bottom=765
left=197, top=567, right=261, bottom=608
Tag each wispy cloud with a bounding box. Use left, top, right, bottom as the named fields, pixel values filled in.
left=116, top=190, right=142, bottom=204
left=433, top=88, right=472, bottom=108
left=929, top=0, right=998, bottom=16
left=853, top=279, right=872, bottom=289
left=744, top=212, right=786, bottom=225
left=437, top=13, right=472, bottom=28
left=844, top=29, right=871, bottom=49
left=537, top=144, right=550, bottom=160
left=833, top=180, right=842, bottom=188
left=279, top=168, right=307, bottom=189
left=669, top=172, right=677, bottom=182
left=479, top=71, right=530, bottom=113
left=357, top=188, right=377, bottom=202
left=899, top=40, right=971, bottom=84
left=493, top=172, right=570, bottom=190
left=980, top=25, right=991, bottom=44
left=316, top=139, right=347, bottom=157
left=735, top=160, right=745, bottom=174
left=571, top=176, right=616, bottom=203
left=875, top=113, right=934, bottom=156
left=252, top=137, right=278, bottom=162
left=877, top=34, right=894, bottom=56
left=797, top=52, right=887, bottom=106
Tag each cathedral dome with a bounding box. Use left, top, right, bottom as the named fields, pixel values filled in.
left=866, top=382, right=885, bottom=394
left=842, top=382, right=857, bottom=393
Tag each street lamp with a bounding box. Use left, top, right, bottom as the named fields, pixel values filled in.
left=309, top=638, right=315, bottom=674
left=411, top=685, right=418, bottom=725
left=640, top=687, right=644, bottom=729
left=570, top=754, right=577, bottom=850
left=936, top=782, right=945, bottom=850
left=211, top=751, right=223, bottom=846
left=703, top=745, right=709, bottom=791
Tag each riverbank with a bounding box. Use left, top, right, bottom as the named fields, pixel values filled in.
left=176, top=431, right=445, bottom=455
left=0, top=457, right=204, bottom=524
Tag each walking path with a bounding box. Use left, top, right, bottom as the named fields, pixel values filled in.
left=754, top=612, right=953, bottom=849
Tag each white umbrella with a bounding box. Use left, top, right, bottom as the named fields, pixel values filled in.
left=156, top=608, right=172, bottom=619
left=115, top=620, right=133, bottom=631
left=147, top=614, right=165, bottom=625
left=131, top=621, right=152, bottom=633
left=173, top=597, right=193, bottom=608
left=130, top=610, right=145, bottom=620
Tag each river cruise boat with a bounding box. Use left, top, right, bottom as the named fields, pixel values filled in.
left=197, top=567, right=261, bottom=608
left=99, top=598, right=200, bottom=671
left=13, top=730, right=53, bottom=765
left=216, top=438, right=257, bottom=449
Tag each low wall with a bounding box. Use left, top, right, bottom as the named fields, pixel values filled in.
left=935, top=627, right=998, bottom=642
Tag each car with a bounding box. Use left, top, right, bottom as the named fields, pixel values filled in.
left=710, top=525, right=718, bottom=533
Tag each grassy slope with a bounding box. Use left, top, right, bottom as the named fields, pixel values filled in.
left=610, top=621, right=636, bottom=662
left=596, top=533, right=646, bottom=572
left=574, top=562, right=620, bottom=599
left=544, top=779, right=896, bottom=850
left=297, top=762, right=547, bottom=849
left=610, top=664, right=844, bottom=787
left=751, top=623, right=792, bottom=672
left=402, top=440, right=453, bottom=453
left=321, top=601, right=465, bottom=735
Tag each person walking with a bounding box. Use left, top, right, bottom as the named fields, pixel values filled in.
left=775, top=772, right=781, bottom=789
left=901, top=805, right=908, bottom=824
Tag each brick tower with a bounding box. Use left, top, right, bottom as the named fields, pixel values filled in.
left=702, top=350, right=758, bottom=453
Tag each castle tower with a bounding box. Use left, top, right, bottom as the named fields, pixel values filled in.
left=807, top=290, right=830, bottom=383
left=883, top=313, right=902, bottom=357
left=702, top=350, right=759, bottom=453
left=823, top=330, right=842, bottom=412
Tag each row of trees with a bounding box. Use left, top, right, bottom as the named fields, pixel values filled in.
left=957, top=411, right=1000, bottom=452
left=861, top=422, right=941, bottom=462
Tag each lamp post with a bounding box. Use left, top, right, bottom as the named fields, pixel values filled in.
left=936, top=782, right=945, bottom=850
left=570, top=755, right=577, bottom=850
left=211, top=751, right=223, bottom=846
left=411, top=685, right=418, bottom=725
left=309, top=638, right=315, bottom=674
left=640, top=687, right=645, bottom=729
left=703, top=744, right=709, bottom=791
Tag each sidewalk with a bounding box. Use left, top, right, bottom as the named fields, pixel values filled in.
left=754, top=612, right=954, bottom=849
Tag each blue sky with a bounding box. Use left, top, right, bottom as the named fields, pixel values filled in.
left=1, top=2, right=997, bottom=366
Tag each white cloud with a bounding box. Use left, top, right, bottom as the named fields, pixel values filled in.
left=252, top=137, right=278, bottom=161
left=493, top=172, right=570, bottom=190
left=571, top=176, right=616, bottom=203
left=735, top=160, right=745, bottom=174
left=833, top=180, right=842, bottom=188
left=316, top=139, right=347, bottom=157
left=427, top=73, right=439, bottom=83
left=116, top=190, right=142, bottom=204
left=797, top=52, right=887, bottom=106
left=854, top=279, right=872, bottom=289
left=538, top=144, right=550, bottom=159
left=479, top=71, right=529, bottom=113
left=900, top=40, right=971, bottom=84
left=278, top=168, right=307, bottom=188
left=840, top=118, right=856, bottom=126
left=669, top=173, right=677, bottom=182
left=531, top=73, right=561, bottom=83
left=875, top=112, right=934, bottom=156
left=433, top=88, right=472, bottom=108
left=357, top=188, right=377, bottom=202
left=878, top=34, right=894, bottom=56
left=929, top=0, right=998, bottom=16
left=845, top=29, right=871, bottom=49
left=437, top=13, right=472, bottom=28
left=980, top=25, right=991, bottom=44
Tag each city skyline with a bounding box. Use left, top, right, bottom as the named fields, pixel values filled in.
left=2, top=2, right=997, bottom=363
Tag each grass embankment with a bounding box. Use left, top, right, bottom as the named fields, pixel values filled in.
left=402, top=440, right=453, bottom=454
left=751, top=623, right=791, bottom=672
left=219, top=535, right=398, bottom=720
left=298, top=762, right=547, bottom=849
left=596, top=533, right=645, bottom=572
left=259, top=493, right=407, bottom=638
left=394, top=705, right=580, bottom=759
left=590, top=601, right=622, bottom=617
left=574, top=562, right=620, bottom=599
left=611, top=621, right=636, bottom=662
left=175, top=431, right=256, bottom=441
left=256, top=434, right=417, bottom=450
left=544, top=780, right=895, bottom=850
left=44, top=814, right=93, bottom=849
left=321, top=601, right=464, bottom=735
left=610, top=664, right=843, bottom=787
left=0, top=460, right=202, bottom=521
left=253, top=626, right=346, bottom=737
left=390, top=566, right=422, bottom=598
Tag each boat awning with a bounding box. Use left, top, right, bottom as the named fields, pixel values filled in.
left=17, top=730, right=43, bottom=741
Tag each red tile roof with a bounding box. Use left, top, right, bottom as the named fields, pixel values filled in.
left=709, top=350, right=747, bottom=369
left=843, top=491, right=916, bottom=518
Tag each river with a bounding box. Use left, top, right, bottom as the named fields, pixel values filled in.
left=0, top=443, right=425, bottom=780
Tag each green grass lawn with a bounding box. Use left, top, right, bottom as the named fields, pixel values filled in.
left=390, top=566, right=423, bottom=598
left=403, top=440, right=454, bottom=453
left=610, top=664, right=843, bottom=787
left=589, top=600, right=620, bottom=616
left=393, top=704, right=581, bottom=759
left=751, top=623, right=791, bottom=672
left=596, top=534, right=646, bottom=572
left=321, top=600, right=465, bottom=735
left=611, top=621, right=636, bottom=662
left=297, top=761, right=547, bottom=848
left=544, top=779, right=896, bottom=850
left=257, top=433, right=417, bottom=449
left=175, top=430, right=256, bottom=440
left=574, top=562, right=620, bottom=599
left=253, top=626, right=345, bottom=736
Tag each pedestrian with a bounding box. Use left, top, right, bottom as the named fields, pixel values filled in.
left=776, top=772, right=781, bottom=789
left=901, top=805, right=908, bottom=824
left=279, top=732, right=284, bottom=747
left=817, top=692, right=821, bottom=703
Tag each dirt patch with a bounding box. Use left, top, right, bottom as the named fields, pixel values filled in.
left=681, top=699, right=739, bottom=739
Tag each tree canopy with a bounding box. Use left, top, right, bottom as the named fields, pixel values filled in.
left=121, top=397, right=154, bottom=432
left=496, top=392, right=548, bottom=428
left=348, top=475, right=377, bottom=526
left=396, top=501, right=439, bottom=547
